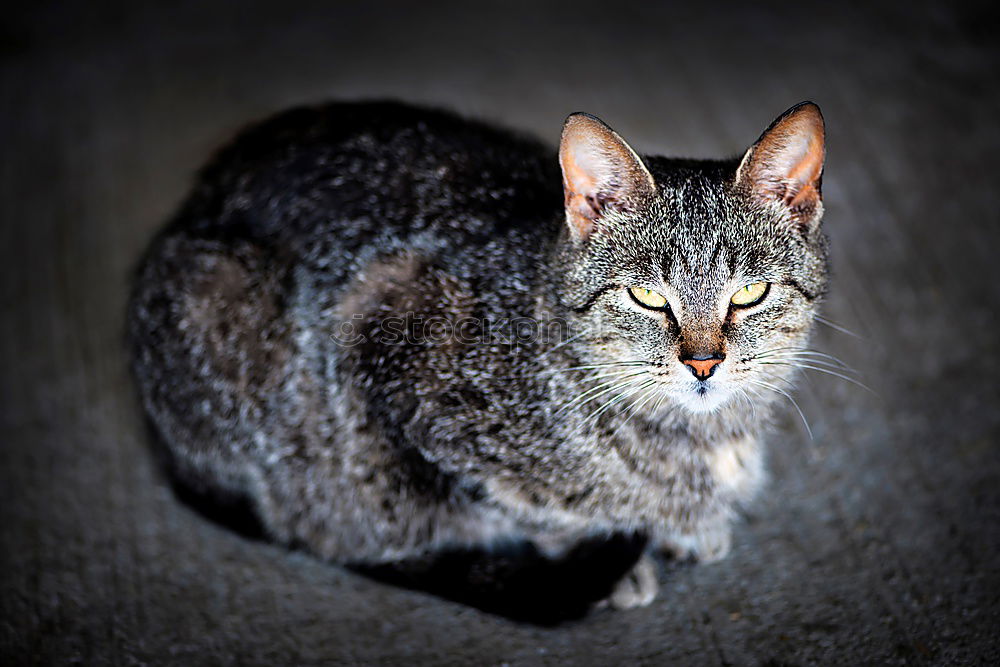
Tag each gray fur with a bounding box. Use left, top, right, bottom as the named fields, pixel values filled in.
left=128, top=100, right=828, bottom=609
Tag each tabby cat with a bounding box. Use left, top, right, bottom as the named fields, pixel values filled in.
left=129, top=100, right=828, bottom=610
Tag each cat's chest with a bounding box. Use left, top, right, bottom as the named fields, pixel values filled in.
left=601, top=427, right=764, bottom=507
left=699, top=435, right=764, bottom=499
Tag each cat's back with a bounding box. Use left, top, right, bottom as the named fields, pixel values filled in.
left=174, top=101, right=562, bottom=255
left=128, top=101, right=563, bottom=479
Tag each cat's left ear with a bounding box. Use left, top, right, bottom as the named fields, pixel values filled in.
left=559, top=113, right=656, bottom=240
left=736, top=102, right=826, bottom=229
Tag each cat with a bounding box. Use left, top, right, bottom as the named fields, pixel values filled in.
left=128, top=99, right=828, bottom=612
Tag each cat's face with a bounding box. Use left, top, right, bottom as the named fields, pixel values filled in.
left=556, top=104, right=828, bottom=416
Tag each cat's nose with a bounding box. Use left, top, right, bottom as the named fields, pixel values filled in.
left=681, top=354, right=724, bottom=380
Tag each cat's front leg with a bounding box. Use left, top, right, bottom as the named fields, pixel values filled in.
left=528, top=527, right=658, bottom=609
left=656, top=517, right=732, bottom=564
left=602, top=553, right=658, bottom=609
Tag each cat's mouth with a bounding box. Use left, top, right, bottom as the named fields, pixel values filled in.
left=634, top=367, right=736, bottom=415
left=679, top=379, right=733, bottom=414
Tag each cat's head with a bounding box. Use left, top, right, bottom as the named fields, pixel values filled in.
left=554, top=103, right=828, bottom=416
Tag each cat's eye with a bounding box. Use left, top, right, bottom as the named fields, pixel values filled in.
left=628, top=287, right=669, bottom=310
left=730, top=282, right=769, bottom=308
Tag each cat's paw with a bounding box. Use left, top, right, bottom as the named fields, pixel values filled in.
left=602, top=554, right=658, bottom=610
left=661, top=523, right=732, bottom=564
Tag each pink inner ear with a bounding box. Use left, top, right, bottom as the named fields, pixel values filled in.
left=739, top=103, right=825, bottom=224
left=784, top=132, right=824, bottom=207
left=563, top=150, right=599, bottom=214
left=561, top=147, right=601, bottom=237
left=559, top=113, right=655, bottom=240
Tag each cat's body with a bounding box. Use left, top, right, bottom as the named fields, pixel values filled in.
left=129, top=101, right=828, bottom=609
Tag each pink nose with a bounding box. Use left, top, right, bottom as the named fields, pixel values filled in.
left=682, top=356, right=723, bottom=380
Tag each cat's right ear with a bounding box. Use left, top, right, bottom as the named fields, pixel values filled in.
left=559, top=113, right=656, bottom=240
left=735, top=102, right=826, bottom=230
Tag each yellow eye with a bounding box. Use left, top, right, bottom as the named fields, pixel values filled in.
left=730, top=282, right=769, bottom=307
left=628, top=287, right=668, bottom=310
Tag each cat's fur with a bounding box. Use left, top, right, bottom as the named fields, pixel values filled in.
left=128, top=100, right=828, bottom=609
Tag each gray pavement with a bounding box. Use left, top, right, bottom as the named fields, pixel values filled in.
left=1, top=1, right=998, bottom=663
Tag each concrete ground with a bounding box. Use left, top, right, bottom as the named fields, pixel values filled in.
left=2, top=1, right=998, bottom=663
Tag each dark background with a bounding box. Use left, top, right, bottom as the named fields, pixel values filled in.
left=2, top=1, right=999, bottom=663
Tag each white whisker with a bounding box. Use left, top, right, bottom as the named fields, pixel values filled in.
left=535, top=360, right=648, bottom=376
left=758, top=361, right=874, bottom=394
left=584, top=379, right=658, bottom=426
left=552, top=371, right=650, bottom=417
left=534, top=328, right=592, bottom=359
left=610, top=382, right=663, bottom=438
left=814, top=314, right=862, bottom=339
left=735, top=386, right=757, bottom=422
left=754, top=347, right=853, bottom=370
left=749, top=379, right=813, bottom=441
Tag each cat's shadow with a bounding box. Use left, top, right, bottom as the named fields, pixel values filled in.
left=147, top=420, right=650, bottom=625
left=166, top=473, right=648, bottom=623
left=351, top=533, right=649, bottom=625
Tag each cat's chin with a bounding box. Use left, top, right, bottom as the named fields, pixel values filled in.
left=678, top=385, right=732, bottom=414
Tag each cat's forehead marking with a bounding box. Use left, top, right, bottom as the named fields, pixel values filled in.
left=671, top=242, right=728, bottom=289
left=651, top=189, right=738, bottom=313
left=658, top=194, right=731, bottom=279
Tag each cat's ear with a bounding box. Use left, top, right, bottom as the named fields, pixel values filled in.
left=559, top=112, right=656, bottom=240
left=736, top=102, right=826, bottom=229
